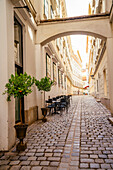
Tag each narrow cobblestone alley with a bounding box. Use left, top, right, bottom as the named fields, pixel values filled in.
left=0, top=96, right=113, bottom=170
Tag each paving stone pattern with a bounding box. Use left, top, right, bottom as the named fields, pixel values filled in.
left=0, top=96, right=113, bottom=170
left=80, top=96, right=113, bottom=169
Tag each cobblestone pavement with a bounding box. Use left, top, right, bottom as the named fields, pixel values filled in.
left=80, top=96, right=113, bottom=170
left=0, top=96, right=113, bottom=170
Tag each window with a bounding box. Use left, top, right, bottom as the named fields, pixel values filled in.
left=14, top=18, right=23, bottom=66
left=60, top=38, right=63, bottom=55
left=64, top=75, right=66, bottom=90
left=60, top=4, right=62, bottom=18
left=50, top=5, right=54, bottom=19
left=44, top=0, right=48, bottom=18
left=61, top=73, right=63, bottom=87
left=46, top=53, right=51, bottom=78
left=103, top=69, right=107, bottom=96
left=56, top=0, right=60, bottom=14
left=97, top=80, right=99, bottom=92
left=56, top=0, right=59, bottom=6
left=56, top=38, right=60, bottom=50
left=58, top=69, right=60, bottom=86
left=14, top=17, right=24, bottom=123
left=53, top=62, right=57, bottom=82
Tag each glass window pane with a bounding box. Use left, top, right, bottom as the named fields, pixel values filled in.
left=53, top=62, right=57, bottom=82
left=44, top=0, right=48, bottom=18
left=46, top=53, right=51, bottom=78
left=14, top=18, right=23, bottom=66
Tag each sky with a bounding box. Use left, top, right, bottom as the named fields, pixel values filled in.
left=65, top=0, right=91, bottom=68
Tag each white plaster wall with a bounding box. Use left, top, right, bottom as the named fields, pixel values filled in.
left=24, top=23, right=37, bottom=110
left=0, top=0, right=15, bottom=151
left=106, top=0, right=112, bottom=12
left=94, top=50, right=109, bottom=99
left=33, top=0, right=43, bottom=20
left=14, top=10, right=38, bottom=121
left=35, top=44, right=44, bottom=119
left=7, top=0, right=15, bottom=150
left=0, top=0, right=39, bottom=150
left=107, top=37, right=113, bottom=112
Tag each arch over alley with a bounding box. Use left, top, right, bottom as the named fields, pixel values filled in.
left=36, top=13, right=112, bottom=45
left=35, top=11, right=113, bottom=115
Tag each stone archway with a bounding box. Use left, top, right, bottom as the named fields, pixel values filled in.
left=36, top=13, right=112, bottom=45
left=35, top=13, right=113, bottom=113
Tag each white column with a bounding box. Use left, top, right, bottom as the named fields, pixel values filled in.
left=0, top=0, right=15, bottom=150
left=35, top=44, right=44, bottom=119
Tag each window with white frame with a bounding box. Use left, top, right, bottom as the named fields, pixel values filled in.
left=50, top=5, right=54, bottom=19
left=60, top=3, right=62, bottom=18
left=103, top=69, right=107, bottom=96
left=46, top=53, right=51, bottom=78
left=56, top=38, right=60, bottom=50
left=61, top=73, right=63, bottom=87
left=60, top=38, right=63, bottom=55
left=56, top=0, right=59, bottom=6
left=53, top=62, right=57, bottom=82
left=44, top=0, right=48, bottom=19
left=56, top=0, right=60, bottom=14
left=64, top=75, right=66, bottom=90
left=58, top=69, right=61, bottom=86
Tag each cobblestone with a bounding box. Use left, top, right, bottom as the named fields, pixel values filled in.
left=20, top=161, right=30, bottom=165
left=40, top=161, right=50, bottom=166
left=0, top=96, right=113, bottom=169
left=38, top=157, right=47, bottom=161
left=20, top=166, right=31, bottom=170
left=90, top=163, right=100, bottom=169
left=19, top=156, right=28, bottom=161
left=80, top=163, right=89, bottom=168
left=27, top=156, right=37, bottom=161
left=30, top=161, right=40, bottom=165
left=9, top=161, right=20, bottom=165
left=31, top=167, right=42, bottom=170
left=0, top=160, right=10, bottom=165
left=10, top=166, right=21, bottom=170
left=50, top=161, right=59, bottom=166
left=0, top=165, right=10, bottom=170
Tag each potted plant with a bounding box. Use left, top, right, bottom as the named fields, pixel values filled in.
left=3, top=72, right=34, bottom=151
left=35, top=76, right=54, bottom=122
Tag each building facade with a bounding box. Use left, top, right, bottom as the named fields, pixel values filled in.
left=88, top=0, right=111, bottom=108
left=0, top=0, right=83, bottom=151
